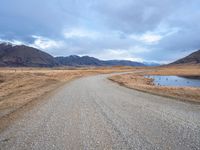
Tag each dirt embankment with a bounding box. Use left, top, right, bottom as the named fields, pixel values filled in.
left=109, top=65, right=200, bottom=103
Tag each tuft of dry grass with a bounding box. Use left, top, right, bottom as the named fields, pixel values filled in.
left=109, top=65, right=200, bottom=103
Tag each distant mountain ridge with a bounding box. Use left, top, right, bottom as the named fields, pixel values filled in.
left=55, top=55, right=103, bottom=66
left=171, top=50, right=200, bottom=65
left=142, top=62, right=161, bottom=66
left=0, top=42, right=145, bottom=67
left=55, top=55, right=145, bottom=67
left=3, top=42, right=199, bottom=67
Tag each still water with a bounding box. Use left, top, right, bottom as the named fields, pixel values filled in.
left=146, top=75, right=200, bottom=87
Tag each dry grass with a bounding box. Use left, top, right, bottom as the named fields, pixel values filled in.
left=1, top=65, right=199, bottom=126
left=147, top=65, right=200, bottom=76
left=0, top=67, right=136, bottom=118
left=109, top=65, right=200, bottom=103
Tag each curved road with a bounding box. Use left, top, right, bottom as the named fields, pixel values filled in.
left=0, top=74, right=200, bottom=149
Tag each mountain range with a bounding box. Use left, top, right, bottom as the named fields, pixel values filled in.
left=1, top=42, right=199, bottom=67
left=0, top=43, right=144, bottom=67
left=55, top=56, right=144, bottom=67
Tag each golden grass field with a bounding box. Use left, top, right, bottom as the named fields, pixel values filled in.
left=109, top=65, right=200, bottom=103
left=0, top=65, right=200, bottom=124
left=0, top=66, right=136, bottom=119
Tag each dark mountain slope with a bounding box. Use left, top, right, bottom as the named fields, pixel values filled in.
left=171, top=50, right=200, bottom=65
left=0, top=43, right=58, bottom=67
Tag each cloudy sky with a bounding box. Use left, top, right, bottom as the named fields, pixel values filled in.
left=0, top=0, right=200, bottom=63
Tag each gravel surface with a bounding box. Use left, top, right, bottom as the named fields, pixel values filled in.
left=0, top=74, right=200, bottom=150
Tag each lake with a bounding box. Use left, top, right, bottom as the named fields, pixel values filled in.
left=145, top=75, right=200, bottom=87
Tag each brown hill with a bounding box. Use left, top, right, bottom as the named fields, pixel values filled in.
left=0, top=42, right=58, bottom=67
left=171, top=50, right=200, bottom=65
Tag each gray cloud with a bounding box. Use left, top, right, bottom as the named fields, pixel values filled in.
left=0, top=0, right=199, bottom=63
left=92, top=0, right=186, bottom=33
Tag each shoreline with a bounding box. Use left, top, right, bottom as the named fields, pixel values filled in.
left=109, top=67, right=200, bottom=103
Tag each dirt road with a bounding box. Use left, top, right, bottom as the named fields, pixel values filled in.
left=0, top=74, right=200, bottom=149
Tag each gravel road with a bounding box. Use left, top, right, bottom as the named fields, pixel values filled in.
left=0, top=74, right=200, bottom=150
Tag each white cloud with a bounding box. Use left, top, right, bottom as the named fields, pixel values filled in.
left=30, top=35, right=63, bottom=50
left=140, top=34, right=162, bottom=43
left=86, top=48, right=144, bottom=62
left=129, top=26, right=180, bottom=45
left=63, top=28, right=99, bottom=39
left=0, top=39, right=25, bottom=46
left=128, top=45, right=150, bottom=54
left=129, top=33, right=162, bottom=44
left=11, top=40, right=24, bottom=45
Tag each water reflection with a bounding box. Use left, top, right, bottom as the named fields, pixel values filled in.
left=145, top=75, right=200, bottom=87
